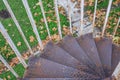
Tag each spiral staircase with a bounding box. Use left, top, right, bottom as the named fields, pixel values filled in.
left=0, top=0, right=120, bottom=80
left=19, top=33, right=119, bottom=80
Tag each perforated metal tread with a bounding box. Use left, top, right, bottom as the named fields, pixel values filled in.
left=20, top=78, right=100, bottom=80
left=41, top=41, right=87, bottom=70
left=57, top=35, right=97, bottom=74
left=111, top=44, right=120, bottom=73
left=41, top=41, right=96, bottom=75
left=77, top=33, right=105, bottom=77
left=24, top=57, right=99, bottom=79
left=95, top=37, right=112, bottom=77
left=22, top=33, right=120, bottom=80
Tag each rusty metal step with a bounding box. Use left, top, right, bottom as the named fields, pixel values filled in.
left=24, top=57, right=99, bottom=79
left=20, top=78, right=100, bottom=80
left=111, top=44, right=120, bottom=73
left=19, top=78, right=79, bottom=80
left=77, top=33, right=105, bottom=77
left=95, top=37, right=112, bottom=77
left=40, top=41, right=95, bottom=75
left=103, top=76, right=115, bottom=80
left=41, top=41, right=85, bottom=70
left=57, top=35, right=97, bottom=73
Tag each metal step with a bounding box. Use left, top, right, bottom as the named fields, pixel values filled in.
left=57, top=35, right=95, bottom=70
left=22, top=33, right=120, bottom=79
left=20, top=78, right=100, bottom=80
left=77, top=33, right=105, bottom=77
left=41, top=41, right=86, bottom=70
left=24, top=57, right=99, bottom=79
left=103, top=76, right=115, bottom=80
left=20, top=78, right=79, bottom=80
left=95, top=37, right=112, bottom=77
left=111, top=44, right=120, bottom=73
left=41, top=41, right=96, bottom=76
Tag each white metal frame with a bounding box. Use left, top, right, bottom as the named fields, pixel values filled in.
left=67, top=0, right=72, bottom=34
left=3, top=0, right=33, bottom=54
left=102, top=0, right=113, bottom=37
left=113, top=17, right=120, bottom=37
left=79, top=0, right=84, bottom=36
left=54, top=0, right=62, bottom=39
left=92, top=0, right=98, bottom=31
left=0, top=22, right=27, bottom=68
left=0, top=54, right=19, bottom=78
left=39, top=0, right=51, bottom=39
left=22, top=0, right=43, bottom=50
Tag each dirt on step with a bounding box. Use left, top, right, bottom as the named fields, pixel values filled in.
left=0, top=9, right=11, bottom=19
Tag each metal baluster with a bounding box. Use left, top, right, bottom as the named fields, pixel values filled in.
left=92, top=0, right=98, bottom=31
left=79, top=0, right=84, bottom=35
left=102, top=0, right=113, bottom=37
left=113, top=17, right=120, bottom=37
left=112, top=62, right=120, bottom=80
left=22, top=0, right=43, bottom=50
left=39, top=0, right=51, bottom=39
left=0, top=54, right=19, bottom=78
left=68, top=0, right=72, bottom=34
left=54, top=0, right=62, bottom=39
left=3, top=0, right=33, bottom=54
left=0, top=22, right=28, bottom=68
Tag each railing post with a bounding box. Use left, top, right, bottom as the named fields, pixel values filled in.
left=22, top=0, right=43, bottom=50
left=54, top=0, right=62, bottom=39
left=92, top=0, right=98, bottom=31
left=113, top=17, right=120, bottom=37
left=102, top=0, right=113, bottom=37
left=68, top=0, right=72, bottom=34
left=79, top=0, right=84, bottom=36
left=112, top=62, right=120, bottom=79
left=0, top=54, right=19, bottom=78
left=3, top=0, right=33, bottom=54
left=39, top=0, right=51, bottom=39
left=0, top=22, right=28, bottom=68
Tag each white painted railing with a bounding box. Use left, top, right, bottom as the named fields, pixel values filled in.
left=39, top=0, right=51, bottom=39
left=113, top=17, right=120, bottom=37
left=0, top=0, right=120, bottom=79
left=0, top=78, right=3, bottom=80
left=102, top=0, right=113, bottom=37
left=79, top=0, right=84, bottom=36
left=22, top=0, right=43, bottom=50
left=92, top=0, right=98, bottom=31
left=67, top=0, right=72, bottom=34
left=54, top=0, right=62, bottom=39
left=3, top=0, right=33, bottom=55
left=0, top=22, right=27, bottom=68
left=0, top=54, right=19, bottom=78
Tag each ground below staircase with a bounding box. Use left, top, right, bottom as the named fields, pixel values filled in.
left=20, top=33, right=120, bottom=80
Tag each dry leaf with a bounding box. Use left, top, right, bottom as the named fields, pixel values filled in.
left=36, top=2, right=41, bottom=6
left=52, top=27, right=57, bottom=31
left=8, top=24, right=12, bottom=27
left=34, top=12, right=39, bottom=16
left=7, top=75, right=11, bottom=79
left=29, top=36, right=35, bottom=42
left=17, top=42, right=21, bottom=46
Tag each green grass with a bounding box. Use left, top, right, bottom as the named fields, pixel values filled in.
left=0, top=63, right=25, bottom=80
